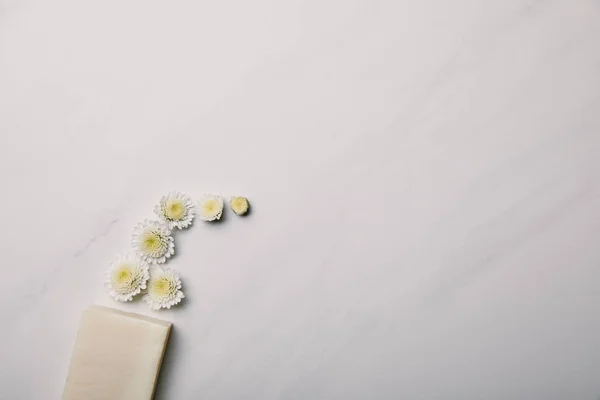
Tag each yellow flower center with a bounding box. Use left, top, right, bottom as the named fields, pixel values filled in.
left=151, top=278, right=172, bottom=296
left=202, top=199, right=218, bottom=216
left=165, top=199, right=185, bottom=220
left=230, top=197, right=248, bottom=214
left=112, top=265, right=135, bottom=291
left=117, top=269, right=132, bottom=283
left=142, top=232, right=161, bottom=252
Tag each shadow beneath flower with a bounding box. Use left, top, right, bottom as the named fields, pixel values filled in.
left=238, top=202, right=252, bottom=217
left=212, top=208, right=228, bottom=224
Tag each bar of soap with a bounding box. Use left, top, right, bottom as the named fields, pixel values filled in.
left=63, top=305, right=172, bottom=400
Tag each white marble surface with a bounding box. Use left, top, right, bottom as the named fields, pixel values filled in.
left=1, top=0, right=600, bottom=399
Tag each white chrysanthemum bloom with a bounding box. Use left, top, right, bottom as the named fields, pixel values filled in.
left=105, top=253, right=150, bottom=302
left=198, top=194, right=223, bottom=221
left=131, top=219, right=174, bottom=264
left=230, top=196, right=249, bottom=215
left=154, top=191, right=196, bottom=230
left=144, top=267, right=184, bottom=310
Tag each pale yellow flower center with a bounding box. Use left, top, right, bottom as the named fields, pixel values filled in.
left=117, top=269, right=132, bottom=283
left=142, top=232, right=161, bottom=252
left=230, top=197, right=248, bottom=214
left=202, top=199, right=219, bottom=216
left=165, top=199, right=185, bottom=220
left=151, top=277, right=172, bottom=296
left=111, top=265, right=135, bottom=291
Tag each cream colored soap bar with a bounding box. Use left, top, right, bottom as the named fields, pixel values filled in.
left=63, top=305, right=172, bottom=400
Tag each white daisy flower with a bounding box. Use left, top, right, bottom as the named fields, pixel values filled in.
left=198, top=194, right=224, bottom=221
left=105, top=253, right=150, bottom=302
left=131, top=219, right=174, bottom=264
left=154, top=191, right=196, bottom=229
left=229, top=196, right=250, bottom=215
left=144, top=267, right=185, bottom=310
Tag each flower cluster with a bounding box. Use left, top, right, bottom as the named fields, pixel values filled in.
left=104, top=192, right=250, bottom=310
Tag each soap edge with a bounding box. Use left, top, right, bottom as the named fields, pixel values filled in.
left=89, top=305, right=173, bottom=328
left=150, top=324, right=172, bottom=399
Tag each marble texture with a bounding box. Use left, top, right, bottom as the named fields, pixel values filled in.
left=1, top=0, right=600, bottom=399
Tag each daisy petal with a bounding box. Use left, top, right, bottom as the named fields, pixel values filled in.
left=154, top=191, right=196, bottom=230
left=198, top=194, right=223, bottom=222
left=143, top=267, right=185, bottom=310
left=105, top=253, right=150, bottom=302
left=131, top=219, right=174, bottom=264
